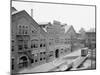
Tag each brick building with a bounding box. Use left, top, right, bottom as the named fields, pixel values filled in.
left=11, top=7, right=48, bottom=74
left=85, top=31, right=96, bottom=49
left=77, top=28, right=96, bottom=49
left=11, top=7, right=77, bottom=74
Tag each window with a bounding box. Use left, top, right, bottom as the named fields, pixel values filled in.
left=32, top=31, right=34, bottom=33
left=40, top=58, right=42, bottom=61
left=49, top=42, right=51, bottom=45
left=43, top=57, right=45, bottom=60
left=31, top=44, right=38, bottom=48
left=40, top=52, right=42, bottom=54
left=25, top=30, right=27, bottom=34
left=23, top=30, right=24, bottom=34
left=31, top=40, right=38, bottom=48
left=18, top=45, right=23, bottom=50
left=44, top=52, right=46, bottom=54
left=12, top=58, right=14, bottom=70
left=49, top=51, right=53, bottom=57
left=26, top=26, right=28, bottom=29
left=12, top=46, right=14, bottom=51
left=12, top=40, right=14, bottom=43
left=34, top=44, right=38, bottom=48
left=12, top=64, right=14, bottom=70
left=43, top=44, right=45, bottom=47
left=31, top=45, right=33, bottom=48
left=31, top=59, right=34, bottom=63
left=35, top=60, right=37, bottom=62
left=24, top=44, right=28, bottom=49
left=61, top=49, right=63, bottom=50
left=18, top=25, right=22, bottom=34
left=40, top=44, right=42, bottom=47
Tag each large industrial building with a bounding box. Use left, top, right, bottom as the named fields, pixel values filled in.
left=11, top=7, right=77, bottom=74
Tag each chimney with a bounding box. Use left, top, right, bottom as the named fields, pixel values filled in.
left=31, top=9, right=33, bottom=18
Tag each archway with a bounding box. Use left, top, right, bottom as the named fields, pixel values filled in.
left=18, top=55, right=29, bottom=68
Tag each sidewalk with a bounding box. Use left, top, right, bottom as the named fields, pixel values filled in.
left=19, top=49, right=81, bottom=73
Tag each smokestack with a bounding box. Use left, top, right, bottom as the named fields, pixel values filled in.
left=31, top=9, right=33, bottom=18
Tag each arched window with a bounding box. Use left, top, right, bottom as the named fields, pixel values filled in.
left=31, top=40, right=38, bottom=48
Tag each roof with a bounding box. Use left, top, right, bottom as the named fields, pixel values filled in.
left=87, top=28, right=95, bottom=32
left=12, top=10, right=24, bottom=15
left=11, top=7, right=17, bottom=13
left=64, top=25, right=72, bottom=33
left=85, top=31, right=96, bottom=34
left=38, top=22, right=50, bottom=25
left=12, top=9, right=49, bottom=38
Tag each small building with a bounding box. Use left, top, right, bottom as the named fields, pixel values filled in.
left=77, top=28, right=96, bottom=49
left=64, top=25, right=77, bottom=52
left=85, top=31, right=96, bottom=49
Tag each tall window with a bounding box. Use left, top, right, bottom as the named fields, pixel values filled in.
left=18, top=25, right=22, bottom=34
left=23, top=40, right=28, bottom=49
left=12, top=58, right=14, bottom=70
left=25, top=26, right=28, bottom=34
left=18, top=45, right=23, bottom=50
left=12, top=40, right=14, bottom=51
left=18, top=40, right=23, bottom=50
left=12, top=46, right=14, bottom=51
left=40, top=39, right=46, bottom=48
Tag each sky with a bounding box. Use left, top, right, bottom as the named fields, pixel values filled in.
left=12, top=1, right=95, bottom=32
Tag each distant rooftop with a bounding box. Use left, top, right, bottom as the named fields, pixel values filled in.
left=11, top=7, right=17, bottom=13
left=87, top=28, right=95, bottom=32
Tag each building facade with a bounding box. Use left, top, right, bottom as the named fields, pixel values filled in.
left=11, top=8, right=48, bottom=74
left=11, top=8, right=77, bottom=74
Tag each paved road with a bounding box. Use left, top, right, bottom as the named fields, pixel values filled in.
left=19, top=49, right=81, bottom=73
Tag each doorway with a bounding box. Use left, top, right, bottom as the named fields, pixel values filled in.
left=19, top=56, right=28, bottom=68
left=55, top=49, right=59, bottom=58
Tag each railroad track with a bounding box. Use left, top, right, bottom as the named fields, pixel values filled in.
left=71, top=55, right=88, bottom=70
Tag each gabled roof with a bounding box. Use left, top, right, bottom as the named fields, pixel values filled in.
left=12, top=10, right=49, bottom=38
left=64, top=25, right=76, bottom=37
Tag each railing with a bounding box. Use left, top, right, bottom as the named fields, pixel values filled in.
left=72, top=55, right=88, bottom=68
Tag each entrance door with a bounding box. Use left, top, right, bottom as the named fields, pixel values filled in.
left=55, top=49, right=59, bottom=58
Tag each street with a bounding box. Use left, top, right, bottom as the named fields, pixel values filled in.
left=19, top=48, right=95, bottom=73
left=19, top=49, right=81, bottom=73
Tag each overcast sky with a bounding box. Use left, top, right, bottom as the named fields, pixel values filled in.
left=12, top=1, right=95, bottom=32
